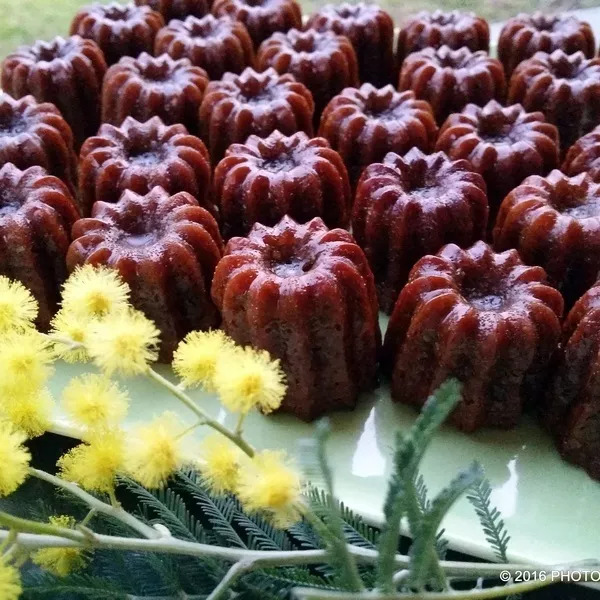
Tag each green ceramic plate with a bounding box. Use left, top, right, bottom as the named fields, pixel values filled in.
left=47, top=313, right=600, bottom=567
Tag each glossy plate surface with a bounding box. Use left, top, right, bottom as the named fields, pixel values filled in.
left=47, top=313, right=600, bottom=567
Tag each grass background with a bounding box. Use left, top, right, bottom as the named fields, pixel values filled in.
left=0, top=0, right=598, bottom=61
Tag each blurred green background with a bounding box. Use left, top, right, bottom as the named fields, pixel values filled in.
left=0, top=0, right=597, bottom=60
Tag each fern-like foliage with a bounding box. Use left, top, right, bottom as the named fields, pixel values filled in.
left=10, top=378, right=517, bottom=600
left=120, top=476, right=205, bottom=543
left=408, top=462, right=484, bottom=589
left=175, top=471, right=247, bottom=548
left=21, top=573, right=129, bottom=599
left=305, top=488, right=379, bottom=550
left=466, top=479, right=511, bottom=563
left=376, top=379, right=463, bottom=590
left=414, top=474, right=449, bottom=559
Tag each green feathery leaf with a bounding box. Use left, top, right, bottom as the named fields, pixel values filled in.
left=175, top=471, right=247, bottom=548
left=409, top=461, right=484, bottom=589
left=22, top=573, right=129, bottom=599
left=467, top=479, right=511, bottom=563
left=305, top=420, right=364, bottom=592
left=376, top=379, right=462, bottom=591
left=414, top=474, right=448, bottom=559
left=120, top=477, right=204, bottom=542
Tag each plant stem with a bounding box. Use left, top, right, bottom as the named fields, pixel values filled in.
left=234, top=413, right=246, bottom=436
left=206, top=559, right=257, bottom=600
left=2, top=526, right=587, bottom=582
left=146, top=367, right=255, bottom=457
left=0, top=529, right=16, bottom=553
left=79, top=509, right=97, bottom=528
left=108, top=488, right=120, bottom=508
left=404, top=478, right=448, bottom=592
left=0, top=529, right=331, bottom=563
left=0, top=511, right=83, bottom=543
left=29, top=468, right=160, bottom=540
left=1, top=544, right=19, bottom=563
left=293, top=576, right=555, bottom=599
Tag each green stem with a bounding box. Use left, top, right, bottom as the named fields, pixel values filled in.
left=310, top=423, right=365, bottom=593
left=206, top=559, right=257, bottom=600
left=0, top=527, right=595, bottom=584
left=1, top=544, right=19, bottom=563
left=176, top=420, right=205, bottom=440
left=234, top=413, right=246, bottom=436
left=79, top=509, right=97, bottom=528
left=404, top=482, right=447, bottom=592
left=147, top=367, right=255, bottom=457
left=293, top=576, right=556, bottom=599
left=108, top=488, right=120, bottom=508
left=0, top=529, right=16, bottom=553
left=29, top=468, right=160, bottom=540
left=0, top=511, right=82, bottom=543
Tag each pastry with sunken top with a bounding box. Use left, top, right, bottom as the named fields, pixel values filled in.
left=383, top=241, right=563, bottom=432
left=102, top=52, right=208, bottom=135
left=494, top=170, right=600, bottom=306
left=353, top=148, right=488, bottom=312
left=70, top=2, right=164, bottom=65
left=199, top=67, right=314, bottom=161
left=79, top=116, right=213, bottom=217
left=398, top=45, right=505, bottom=124
left=155, top=14, right=254, bottom=80
left=397, top=10, right=489, bottom=63
left=0, top=93, right=78, bottom=196
left=436, top=100, right=559, bottom=221
left=1, top=36, right=107, bottom=148
left=257, top=28, right=358, bottom=119
left=211, top=215, right=380, bottom=421
left=211, top=0, right=301, bottom=48
left=306, top=3, right=395, bottom=86
left=507, top=50, right=600, bottom=152
left=67, top=186, right=223, bottom=361
left=0, top=164, right=80, bottom=330
left=319, top=84, right=437, bottom=183
left=498, top=12, right=595, bottom=76
left=214, top=130, right=350, bottom=238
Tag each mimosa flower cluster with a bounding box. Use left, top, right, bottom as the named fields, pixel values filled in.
left=0, top=267, right=302, bottom=597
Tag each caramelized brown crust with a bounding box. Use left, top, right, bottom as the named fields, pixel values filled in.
left=508, top=50, right=600, bottom=152
left=0, top=164, right=80, bottom=329
left=319, top=84, right=437, bottom=183
left=199, top=67, right=314, bottom=162
left=70, top=2, right=164, bottom=65
left=398, top=45, right=505, bottom=124
left=257, top=28, right=359, bottom=119
left=214, top=130, right=350, bottom=238
left=1, top=36, right=107, bottom=148
left=494, top=170, right=600, bottom=306
left=155, top=14, right=254, bottom=80
left=0, top=93, right=78, bottom=195
left=79, top=116, right=213, bottom=217
left=102, top=52, right=208, bottom=134
left=135, top=0, right=208, bottom=20
left=499, top=12, right=595, bottom=76
left=436, top=100, right=559, bottom=219
left=67, top=186, right=223, bottom=361
left=306, top=2, right=395, bottom=86
left=212, top=0, right=301, bottom=47
left=353, top=149, right=488, bottom=312
left=397, top=10, right=490, bottom=63
left=545, top=283, right=600, bottom=480
left=211, top=216, right=380, bottom=421
left=383, top=241, right=563, bottom=432
left=562, top=125, right=600, bottom=181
